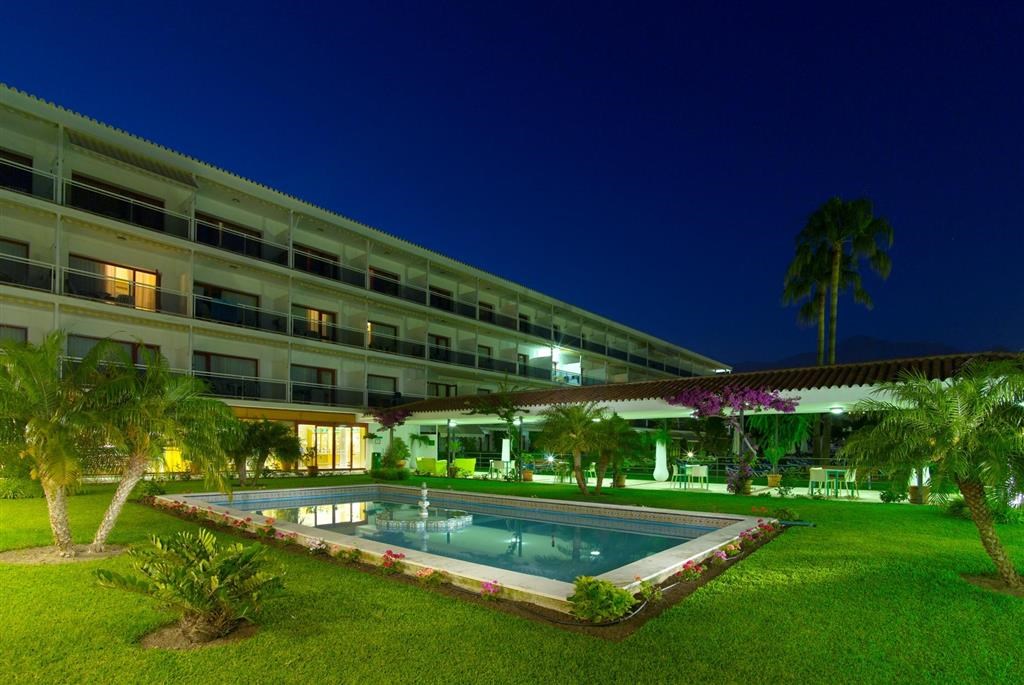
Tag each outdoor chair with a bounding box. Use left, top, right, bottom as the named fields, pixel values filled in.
left=671, top=463, right=687, bottom=489
left=842, top=469, right=859, bottom=497
left=453, top=458, right=476, bottom=478
left=808, top=467, right=829, bottom=496
left=416, top=457, right=437, bottom=476
left=583, top=463, right=596, bottom=482
left=687, top=464, right=709, bottom=490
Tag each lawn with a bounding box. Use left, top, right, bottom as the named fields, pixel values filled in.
left=1, top=475, right=1022, bottom=684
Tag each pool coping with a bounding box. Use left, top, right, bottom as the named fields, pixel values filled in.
left=158, top=485, right=767, bottom=613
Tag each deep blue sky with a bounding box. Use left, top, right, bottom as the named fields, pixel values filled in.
left=3, top=1, right=1022, bottom=365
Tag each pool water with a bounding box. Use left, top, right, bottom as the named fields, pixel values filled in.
left=243, top=494, right=712, bottom=582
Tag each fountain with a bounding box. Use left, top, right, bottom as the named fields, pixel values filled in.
left=374, top=482, right=473, bottom=532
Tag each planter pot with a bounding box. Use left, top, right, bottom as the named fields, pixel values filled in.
left=522, top=470, right=533, bottom=482
left=909, top=485, right=931, bottom=505
left=613, top=473, right=627, bottom=488
left=741, top=481, right=752, bottom=495
left=396, top=460, right=407, bottom=469
left=766, top=473, right=782, bottom=488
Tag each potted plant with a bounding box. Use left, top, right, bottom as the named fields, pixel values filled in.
left=727, top=461, right=754, bottom=495
left=612, top=457, right=631, bottom=488
left=747, top=414, right=811, bottom=489
left=302, top=445, right=319, bottom=478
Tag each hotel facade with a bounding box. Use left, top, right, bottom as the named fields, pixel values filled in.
left=0, top=85, right=728, bottom=470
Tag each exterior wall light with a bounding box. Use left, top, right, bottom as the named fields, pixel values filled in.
left=830, top=406, right=845, bottom=415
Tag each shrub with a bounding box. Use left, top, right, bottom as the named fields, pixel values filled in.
left=480, top=580, right=501, bottom=600
left=880, top=490, right=909, bottom=503
left=379, top=549, right=406, bottom=575
left=0, top=477, right=42, bottom=499
left=382, top=437, right=411, bottom=468
left=307, top=537, right=328, bottom=555
left=675, top=560, right=705, bottom=582
left=369, top=467, right=410, bottom=481
left=722, top=542, right=742, bottom=558
left=336, top=547, right=362, bottom=564
left=95, top=530, right=284, bottom=643
left=772, top=507, right=799, bottom=521
left=416, top=568, right=448, bottom=586
left=707, top=549, right=729, bottom=566
left=726, top=462, right=754, bottom=494
left=139, top=479, right=167, bottom=498
left=633, top=577, right=663, bottom=604
left=568, top=576, right=636, bottom=623
left=946, top=496, right=1022, bottom=525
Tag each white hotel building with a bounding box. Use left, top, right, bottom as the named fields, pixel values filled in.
left=0, top=85, right=728, bottom=470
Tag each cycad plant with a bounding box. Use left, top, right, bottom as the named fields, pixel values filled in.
left=593, top=414, right=640, bottom=494
left=840, top=359, right=1024, bottom=588
left=242, top=419, right=302, bottom=483
left=0, top=332, right=117, bottom=556
left=535, top=402, right=606, bottom=494
left=96, top=529, right=284, bottom=643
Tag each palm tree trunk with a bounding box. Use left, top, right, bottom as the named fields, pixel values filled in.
left=812, top=287, right=827, bottom=459
left=235, top=456, right=248, bottom=485
left=92, top=454, right=148, bottom=552
left=958, top=478, right=1022, bottom=588
left=594, top=453, right=609, bottom=494
left=572, top=449, right=587, bottom=494
left=828, top=244, right=841, bottom=364
left=42, top=480, right=75, bottom=557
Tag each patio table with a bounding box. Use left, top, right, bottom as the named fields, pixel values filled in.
left=823, top=467, right=848, bottom=497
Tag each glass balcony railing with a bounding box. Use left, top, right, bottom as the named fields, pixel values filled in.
left=367, top=334, right=425, bottom=359
left=429, top=291, right=477, bottom=319
left=193, top=295, right=287, bottom=334
left=367, top=391, right=425, bottom=408
left=583, top=340, right=607, bottom=355
left=492, top=312, right=518, bottom=331
left=607, top=347, right=628, bottom=361
left=291, top=382, right=364, bottom=407
left=62, top=268, right=188, bottom=315
left=369, top=273, right=427, bottom=306
left=64, top=179, right=190, bottom=239
left=648, top=360, right=665, bottom=371
left=428, top=345, right=476, bottom=368
left=478, top=357, right=516, bottom=374
left=522, top=365, right=552, bottom=381
left=629, top=353, right=648, bottom=366
left=0, top=254, right=54, bottom=292
left=194, top=371, right=287, bottom=402
left=582, top=375, right=607, bottom=386
left=558, top=333, right=582, bottom=348
left=291, top=318, right=365, bottom=348
left=292, top=249, right=367, bottom=288
left=195, top=220, right=289, bottom=266
left=0, top=158, right=56, bottom=201
left=518, top=320, right=552, bottom=340
left=553, top=370, right=581, bottom=386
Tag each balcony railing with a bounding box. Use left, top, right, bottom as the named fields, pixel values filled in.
left=194, top=371, right=287, bottom=402
left=582, top=340, right=607, bottom=355
left=648, top=360, right=665, bottom=371
left=582, top=375, right=607, bottom=386
left=429, top=290, right=477, bottom=317
left=522, top=365, right=552, bottom=381
left=428, top=345, right=476, bottom=368
left=293, top=248, right=366, bottom=288
left=478, top=356, right=516, bottom=374
left=367, top=333, right=426, bottom=359
left=607, top=347, right=628, bottom=361
left=557, top=333, right=582, bottom=348
left=291, top=317, right=364, bottom=348
left=553, top=370, right=581, bottom=386
left=291, top=382, right=364, bottom=407
left=0, top=254, right=54, bottom=292
left=64, top=179, right=189, bottom=239
left=62, top=267, right=188, bottom=315
left=369, top=272, right=427, bottom=306
left=629, top=353, right=648, bottom=366
left=195, top=220, right=289, bottom=266
left=193, top=295, right=287, bottom=334
left=367, top=391, right=425, bottom=408
left=492, top=312, right=518, bottom=331
left=0, top=158, right=56, bottom=201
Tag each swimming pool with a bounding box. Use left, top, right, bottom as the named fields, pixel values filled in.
left=165, top=484, right=764, bottom=611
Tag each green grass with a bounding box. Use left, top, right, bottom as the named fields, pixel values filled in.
left=1, top=476, right=1022, bottom=684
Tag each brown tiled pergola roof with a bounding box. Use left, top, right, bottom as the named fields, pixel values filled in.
left=402, top=352, right=1019, bottom=415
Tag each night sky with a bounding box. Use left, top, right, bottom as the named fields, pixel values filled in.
left=3, top=2, right=1022, bottom=365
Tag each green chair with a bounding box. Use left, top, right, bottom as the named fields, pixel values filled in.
left=453, top=458, right=476, bottom=478
left=583, top=463, right=596, bottom=482
left=415, top=457, right=437, bottom=476
left=671, top=463, right=687, bottom=489
left=842, top=469, right=859, bottom=498
left=434, top=459, right=449, bottom=476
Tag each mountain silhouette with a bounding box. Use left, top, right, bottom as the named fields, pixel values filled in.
left=732, top=335, right=966, bottom=372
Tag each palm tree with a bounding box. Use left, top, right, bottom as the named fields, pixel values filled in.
left=89, top=348, right=236, bottom=551
left=535, top=402, right=606, bottom=494
left=593, top=414, right=640, bottom=494
left=840, top=360, right=1024, bottom=589
left=795, top=196, right=893, bottom=365
left=0, top=332, right=116, bottom=556
left=244, top=419, right=302, bottom=483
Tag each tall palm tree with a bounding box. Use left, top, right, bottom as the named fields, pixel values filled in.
left=840, top=360, right=1024, bottom=588
left=796, top=196, right=893, bottom=365
left=89, top=348, right=236, bottom=551
left=0, top=332, right=115, bottom=556
left=593, top=414, right=640, bottom=494
left=535, top=402, right=606, bottom=494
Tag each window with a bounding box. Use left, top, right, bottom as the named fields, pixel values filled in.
left=292, top=305, right=336, bottom=338
left=68, top=334, right=160, bottom=365
left=477, top=344, right=493, bottom=358
left=427, top=382, right=458, bottom=397
left=195, top=212, right=261, bottom=239
left=71, top=173, right=163, bottom=208
left=0, top=149, right=34, bottom=195
left=0, top=239, right=30, bottom=286
left=293, top=243, right=339, bottom=278
left=477, top=388, right=492, bottom=395
left=67, top=255, right=159, bottom=311
left=367, top=374, right=398, bottom=394
left=195, top=212, right=264, bottom=257
left=291, top=364, right=336, bottom=386
left=552, top=323, right=561, bottom=336
left=0, top=148, right=32, bottom=167
left=368, top=267, right=400, bottom=296
left=193, top=282, right=259, bottom=307
left=429, top=285, right=453, bottom=310
left=518, top=313, right=529, bottom=323
left=192, top=351, right=258, bottom=377
left=0, top=325, right=27, bottom=343
left=367, top=321, right=398, bottom=341
left=428, top=333, right=450, bottom=349
left=517, top=353, right=528, bottom=368
left=478, top=301, right=494, bottom=323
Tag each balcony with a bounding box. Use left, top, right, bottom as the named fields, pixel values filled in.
left=583, top=340, right=607, bottom=355
left=582, top=375, right=607, bottom=386
left=194, top=371, right=287, bottom=402
left=62, top=267, right=188, bottom=315
left=478, top=356, right=516, bottom=374
left=291, top=317, right=364, bottom=348
left=518, top=320, right=552, bottom=340
left=0, top=254, right=54, bottom=292
left=649, top=360, right=665, bottom=371
left=629, top=353, right=648, bottom=366
left=428, top=290, right=475, bottom=318
left=607, top=346, right=628, bottom=361
left=0, top=158, right=56, bottom=201
left=553, top=370, right=581, bottom=386
left=367, top=333, right=425, bottom=359
left=367, top=391, right=425, bottom=408
left=195, top=220, right=288, bottom=266
left=291, top=382, right=364, bottom=407
left=557, top=333, right=582, bottom=348
left=64, top=179, right=189, bottom=239
left=193, top=295, right=287, bottom=334
left=369, top=272, right=427, bottom=306
left=492, top=312, right=518, bottom=331
left=293, top=248, right=366, bottom=288
left=428, top=345, right=476, bottom=368
left=522, top=365, right=552, bottom=381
